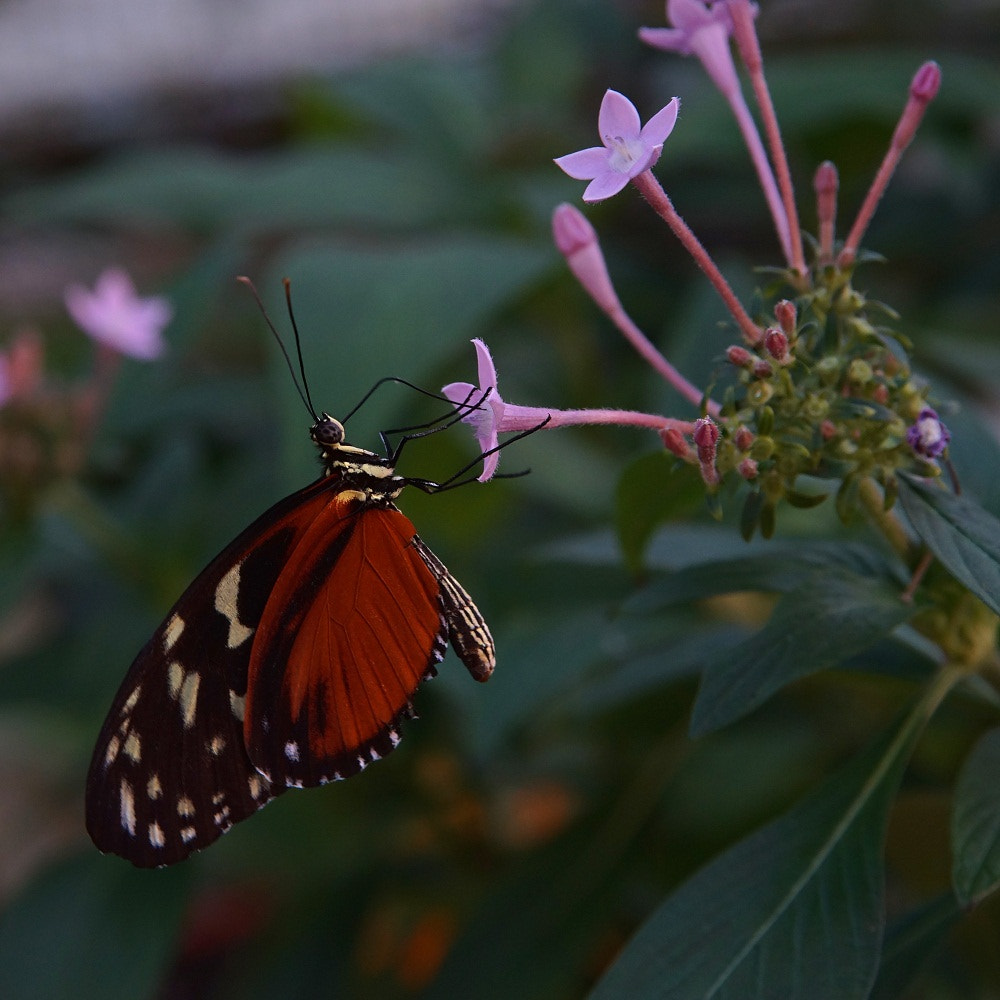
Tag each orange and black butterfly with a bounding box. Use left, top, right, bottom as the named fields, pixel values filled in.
left=86, top=284, right=501, bottom=867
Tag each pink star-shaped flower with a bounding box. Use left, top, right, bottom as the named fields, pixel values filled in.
left=65, top=268, right=171, bottom=360
left=554, top=90, right=680, bottom=203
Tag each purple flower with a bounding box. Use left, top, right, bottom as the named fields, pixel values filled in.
left=65, top=268, right=171, bottom=360
left=906, top=407, right=950, bottom=459
left=554, top=90, right=679, bottom=203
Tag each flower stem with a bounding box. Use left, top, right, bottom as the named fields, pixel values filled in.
left=631, top=170, right=763, bottom=345
left=728, top=0, right=807, bottom=278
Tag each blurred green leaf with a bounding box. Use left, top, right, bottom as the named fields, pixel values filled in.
left=897, top=474, right=1000, bottom=616
left=587, top=711, right=922, bottom=1000
left=952, top=726, right=1000, bottom=905
left=691, top=569, right=916, bottom=736
left=0, top=855, right=190, bottom=1000
left=869, top=893, right=962, bottom=1000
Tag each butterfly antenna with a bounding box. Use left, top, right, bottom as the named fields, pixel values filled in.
left=341, top=377, right=482, bottom=426
left=282, top=278, right=319, bottom=421
left=237, top=276, right=318, bottom=422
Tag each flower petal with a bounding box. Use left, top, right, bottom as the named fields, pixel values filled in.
left=582, top=171, right=632, bottom=203
left=598, top=90, right=642, bottom=143
left=640, top=97, right=680, bottom=146
left=637, top=26, right=692, bottom=54
left=554, top=147, right=612, bottom=181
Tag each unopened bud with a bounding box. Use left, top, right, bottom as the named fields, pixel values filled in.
left=821, top=419, right=837, bottom=440
left=738, top=457, right=759, bottom=480
left=753, top=359, right=773, bottom=379
left=763, top=328, right=789, bottom=362
left=726, top=345, right=753, bottom=367
left=693, top=416, right=719, bottom=451
left=661, top=426, right=693, bottom=460
left=774, top=300, right=797, bottom=337
left=733, top=425, right=755, bottom=451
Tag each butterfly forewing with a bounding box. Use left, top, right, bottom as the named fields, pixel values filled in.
left=86, top=478, right=339, bottom=866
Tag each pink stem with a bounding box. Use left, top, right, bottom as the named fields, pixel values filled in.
left=499, top=402, right=695, bottom=436
left=837, top=61, right=941, bottom=269
left=728, top=0, right=807, bottom=278
left=631, top=170, right=763, bottom=346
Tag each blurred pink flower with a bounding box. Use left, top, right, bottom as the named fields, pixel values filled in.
left=65, top=268, right=171, bottom=360
left=0, top=329, right=45, bottom=407
left=554, top=90, right=679, bottom=203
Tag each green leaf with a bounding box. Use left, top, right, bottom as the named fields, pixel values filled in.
left=869, top=894, right=962, bottom=1000
left=616, top=454, right=703, bottom=573
left=897, top=473, right=1000, bottom=616
left=587, top=712, right=923, bottom=1000
left=691, top=570, right=915, bottom=736
left=0, top=855, right=190, bottom=1000
left=952, top=726, right=1000, bottom=904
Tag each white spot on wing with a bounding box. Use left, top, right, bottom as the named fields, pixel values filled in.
left=120, top=779, right=136, bottom=836
left=147, top=774, right=162, bottom=800
left=180, top=825, right=197, bottom=843
left=104, top=735, right=121, bottom=767
left=284, top=741, right=300, bottom=762
left=149, top=821, right=165, bottom=848
left=215, top=564, right=254, bottom=649
left=208, top=734, right=226, bottom=756
left=122, top=686, right=142, bottom=713
left=177, top=796, right=195, bottom=818
left=248, top=774, right=264, bottom=800
left=389, top=730, right=401, bottom=748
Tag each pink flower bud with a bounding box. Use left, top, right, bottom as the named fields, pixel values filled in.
left=753, top=359, right=773, bottom=379
left=733, top=425, right=755, bottom=451
left=774, top=299, right=796, bottom=337
left=738, top=457, right=759, bottom=480
left=693, top=416, right=719, bottom=451
left=726, top=345, right=753, bottom=367
left=661, top=426, right=693, bottom=460
left=873, top=383, right=889, bottom=405
left=551, top=203, right=621, bottom=315
left=763, top=328, right=788, bottom=362
left=910, top=61, right=941, bottom=104
left=820, top=419, right=837, bottom=440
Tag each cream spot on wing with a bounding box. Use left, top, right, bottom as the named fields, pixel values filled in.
left=229, top=689, right=246, bottom=722
left=104, top=735, right=121, bottom=767
left=149, top=822, right=165, bottom=848
left=179, top=671, right=200, bottom=729
left=214, top=564, right=254, bottom=649
left=163, top=613, right=185, bottom=653
left=120, top=779, right=136, bottom=836
left=177, top=796, right=195, bottom=818
left=147, top=774, right=162, bottom=800
left=123, top=732, right=141, bottom=763
left=180, top=826, right=197, bottom=843
left=248, top=774, right=264, bottom=800
left=208, top=734, right=226, bottom=756
left=284, top=741, right=300, bottom=762
left=122, top=686, right=142, bottom=713
left=168, top=661, right=184, bottom=699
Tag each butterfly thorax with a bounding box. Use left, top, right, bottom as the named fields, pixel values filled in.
left=311, top=413, right=405, bottom=504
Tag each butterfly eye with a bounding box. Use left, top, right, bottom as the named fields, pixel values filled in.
left=311, top=415, right=345, bottom=447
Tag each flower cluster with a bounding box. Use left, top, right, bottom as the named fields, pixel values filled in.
left=446, top=0, right=948, bottom=540
left=0, top=268, right=170, bottom=522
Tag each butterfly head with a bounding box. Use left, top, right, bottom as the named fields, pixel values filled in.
left=310, top=414, right=346, bottom=449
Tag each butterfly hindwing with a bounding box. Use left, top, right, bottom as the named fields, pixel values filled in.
left=245, top=500, right=453, bottom=787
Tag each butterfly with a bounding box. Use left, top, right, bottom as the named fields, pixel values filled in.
left=86, top=286, right=500, bottom=867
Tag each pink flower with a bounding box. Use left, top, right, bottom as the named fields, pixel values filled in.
left=554, top=90, right=679, bottom=203
left=443, top=340, right=689, bottom=481
left=639, top=0, right=747, bottom=98
left=65, top=268, right=171, bottom=360
left=443, top=339, right=552, bottom=482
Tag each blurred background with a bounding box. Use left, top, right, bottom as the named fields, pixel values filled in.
left=0, top=0, right=998, bottom=997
